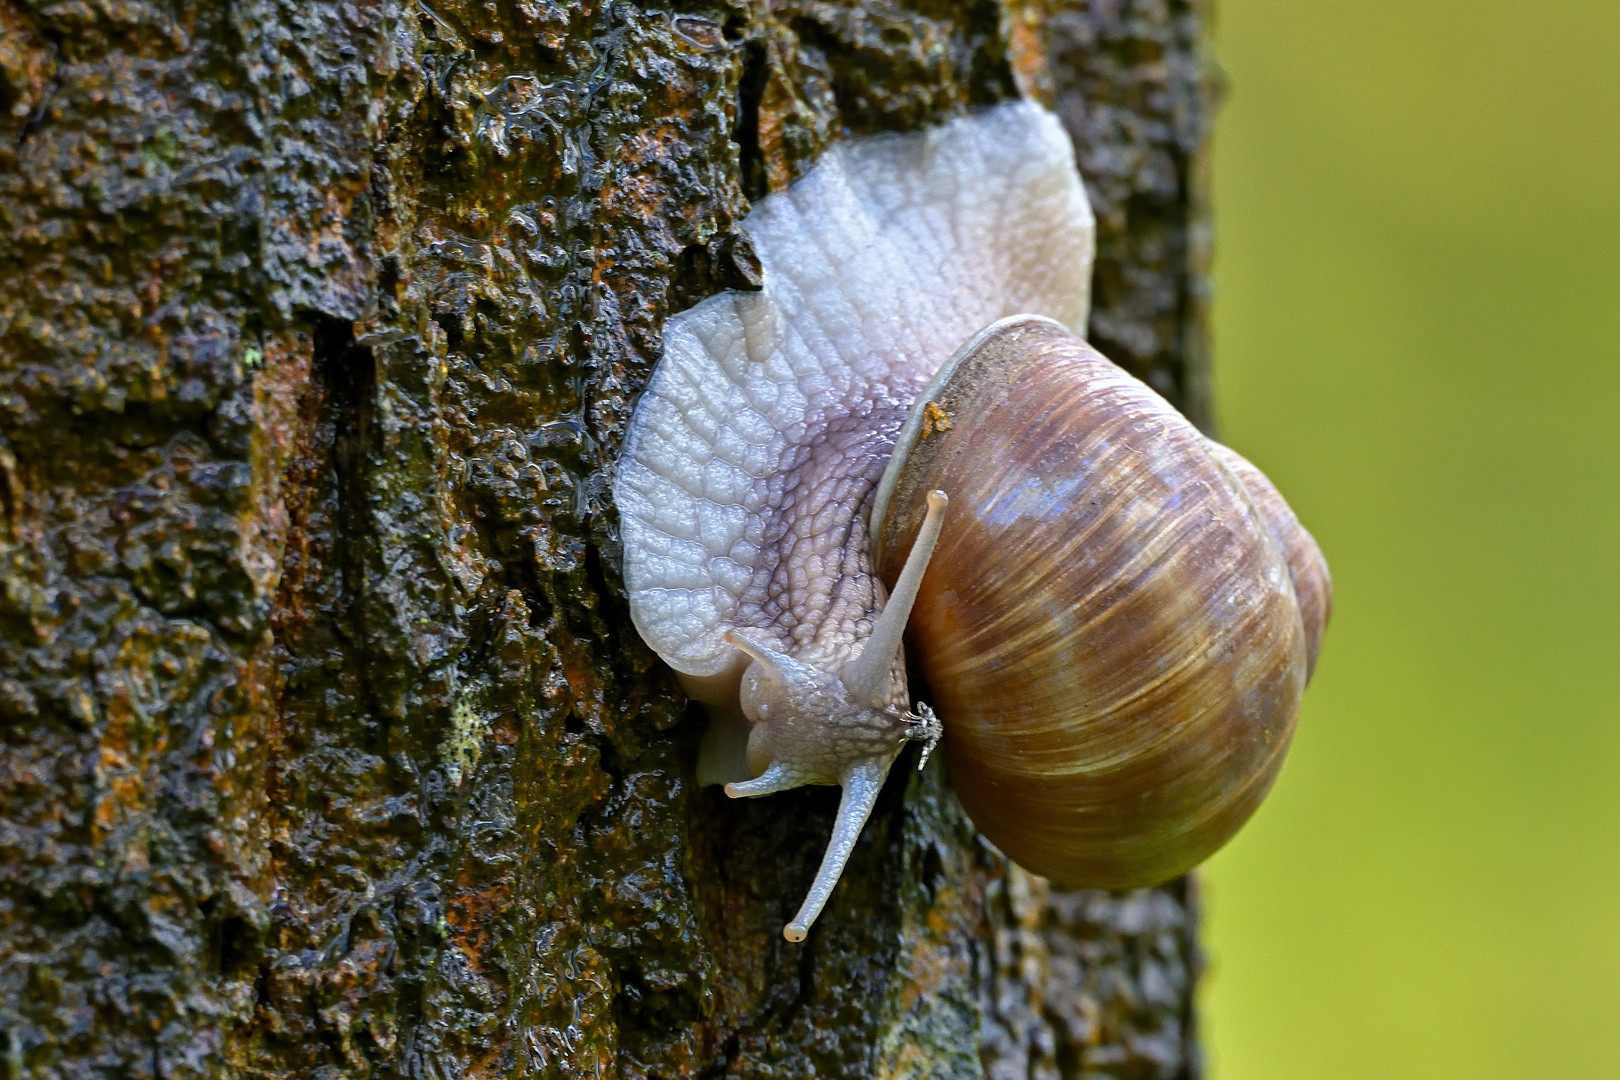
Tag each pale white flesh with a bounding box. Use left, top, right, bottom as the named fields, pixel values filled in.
left=614, top=101, right=1095, bottom=941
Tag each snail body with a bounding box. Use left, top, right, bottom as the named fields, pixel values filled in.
left=614, top=103, right=1328, bottom=940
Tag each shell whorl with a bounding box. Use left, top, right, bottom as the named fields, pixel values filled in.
left=1208, top=443, right=1333, bottom=677
left=875, top=316, right=1310, bottom=889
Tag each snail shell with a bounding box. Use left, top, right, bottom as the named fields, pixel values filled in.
left=1206, top=443, right=1333, bottom=678
left=872, top=315, right=1327, bottom=889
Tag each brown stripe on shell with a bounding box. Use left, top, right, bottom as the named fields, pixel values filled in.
left=875, top=317, right=1309, bottom=889
left=1208, top=442, right=1334, bottom=679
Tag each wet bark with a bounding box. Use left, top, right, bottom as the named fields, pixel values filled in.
left=0, top=0, right=1218, bottom=1075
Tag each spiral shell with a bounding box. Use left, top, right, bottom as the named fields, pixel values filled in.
left=872, top=315, right=1325, bottom=888
left=1207, top=443, right=1333, bottom=678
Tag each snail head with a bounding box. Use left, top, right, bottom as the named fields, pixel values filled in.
left=721, top=491, right=948, bottom=942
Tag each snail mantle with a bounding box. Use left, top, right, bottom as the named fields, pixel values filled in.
left=613, top=102, right=1330, bottom=943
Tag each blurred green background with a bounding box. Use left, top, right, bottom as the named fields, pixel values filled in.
left=1201, top=1, right=1620, bottom=1077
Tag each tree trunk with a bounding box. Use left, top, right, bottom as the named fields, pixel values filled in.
left=0, top=0, right=1217, bottom=1073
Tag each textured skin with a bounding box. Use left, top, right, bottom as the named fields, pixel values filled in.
left=616, top=102, right=1094, bottom=680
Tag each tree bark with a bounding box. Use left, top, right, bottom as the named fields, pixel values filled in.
left=0, top=0, right=1217, bottom=1074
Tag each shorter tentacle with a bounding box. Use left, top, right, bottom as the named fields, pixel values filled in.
left=725, top=764, right=799, bottom=798
left=783, top=761, right=888, bottom=942
left=724, top=628, right=806, bottom=690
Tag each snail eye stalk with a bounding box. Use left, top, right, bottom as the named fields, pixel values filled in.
left=841, top=490, right=948, bottom=709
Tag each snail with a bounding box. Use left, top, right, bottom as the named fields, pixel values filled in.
left=613, top=102, right=1329, bottom=941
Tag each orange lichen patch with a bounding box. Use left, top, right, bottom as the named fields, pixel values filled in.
left=89, top=621, right=219, bottom=840
left=756, top=60, right=802, bottom=194
left=896, top=932, right=957, bottom=1013
left=493, top=710, right=521, bottom=746
left=445, top=876, right=513, bottom=977
left=882, top=1041, right=938, bottom=1078
left=601, top=120, right=701, bottom=233
left=883, top=848, right=987, bottom=1038
left=0, top=3, right=56, bottom=137
left=92, top=772, right=146, bottom=835
left=245, top=332, right=315, bottom=601
left=601, top=168, right=667, bottom=226
left=1002, top=0, right=1053, bottom=107
left=264, top=335, right=328, bottom=655
left=554, top=634, right=613, bottom=735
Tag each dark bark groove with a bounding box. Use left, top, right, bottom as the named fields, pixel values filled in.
left=0, top=0, right=1217, bottom=1074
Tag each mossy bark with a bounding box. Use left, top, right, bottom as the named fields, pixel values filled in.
left=0, top=0, right=1218, bottom=1074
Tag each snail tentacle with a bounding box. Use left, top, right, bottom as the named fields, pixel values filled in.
left=724, top=764, right=799, bottom=799
left=840, top=490, right=948, bottom=709
left=723, top=628, right=813, bottom=709
left=783, top=761, right=888, bottom=943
